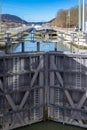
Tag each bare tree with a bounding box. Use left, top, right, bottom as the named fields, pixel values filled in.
left=50, top=7, right=78, bottom=28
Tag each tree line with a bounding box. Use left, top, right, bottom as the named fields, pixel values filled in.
left=50, top=7, right=79, bottom=28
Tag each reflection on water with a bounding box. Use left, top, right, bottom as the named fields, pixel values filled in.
left=11, top=31, right=70, bottom=53
left=12, top=41, right=69, bottom=53
left=14, top=121, right=85, bottom=130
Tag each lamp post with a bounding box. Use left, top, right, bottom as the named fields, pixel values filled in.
left=66, top=10, right=70, bottom=32
left=68, top=10, right=70, bottom=29
left=82, top=0, right=85, bottom=32
left=0, top=0, right=2, bottom=32
left=78, top=0, right=81, bottom=31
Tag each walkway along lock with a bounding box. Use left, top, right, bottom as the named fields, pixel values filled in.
left=0, top=52, right=87, bottom=130
left=5, top=33, right=12, bottom=53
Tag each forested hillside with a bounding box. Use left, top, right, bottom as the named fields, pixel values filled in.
left=50, top=7, right=78, bottom=28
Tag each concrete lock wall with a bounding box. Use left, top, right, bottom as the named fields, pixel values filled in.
left=0, top=52, right=87, bottom=129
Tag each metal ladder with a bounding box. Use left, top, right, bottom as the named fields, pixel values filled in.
left=55, top=88, right=60, bottom=118
left=57, top=88, right=60, bottom=118
left=76, top=57, right=82, bottom=89
left=34, top=89, right=39, bottom=120
left=13, top=58, right=19, bottom=90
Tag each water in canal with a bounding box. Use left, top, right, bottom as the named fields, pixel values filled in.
left=9, top=31, right=85, bottom=130
left=9, top=30, right=70, bottom=53
left=14, top=121, right=85, bottom=130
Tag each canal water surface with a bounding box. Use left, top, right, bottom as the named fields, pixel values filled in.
left=14, top=121, right=85, bottom=130
left=10, top=30, right=70, bottom=53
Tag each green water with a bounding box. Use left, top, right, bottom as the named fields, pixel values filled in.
left=14, top=121, right=85, bottom=130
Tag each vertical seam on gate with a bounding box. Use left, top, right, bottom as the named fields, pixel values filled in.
left=44, top=53, right=49, bottom=118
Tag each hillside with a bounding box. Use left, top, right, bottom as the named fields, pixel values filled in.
left=2, top=14, right=49, bottom=26
left=2, top=14, right=28, bottom=24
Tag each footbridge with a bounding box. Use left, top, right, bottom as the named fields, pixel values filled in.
left=0, top=25, right=33, bottom=48
left=36, top=25, right=87, bottom=51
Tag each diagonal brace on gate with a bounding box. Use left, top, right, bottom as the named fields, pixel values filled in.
left=5, top=91, right=30, bottom=127
left=65, top=90, right=87, bottom=124
left=50, top=56, right=63, bottom=87
left=30, top=56, right=44, bottom=87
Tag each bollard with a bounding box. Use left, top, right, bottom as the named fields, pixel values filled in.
left=71, top=33, right=75, bottom=43
left=37, top=42, right=40, bottom=51
left=5, top=33, right=11, bottom=54
left=71, top=33, right=75, bottom=53
left=55, top=42, right=57, bottom=51
left=70, top=42, right=72, bottom=52
left=21, top=42, right=25, bottom=53
left=61, top=33, right=64, bottom=44
left=18, top=33, right=22, bottom=39
left=18, top=33, right=25, bottom=53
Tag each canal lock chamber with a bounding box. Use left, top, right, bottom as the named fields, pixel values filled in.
left=0, top=52, right=87, bottom=129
